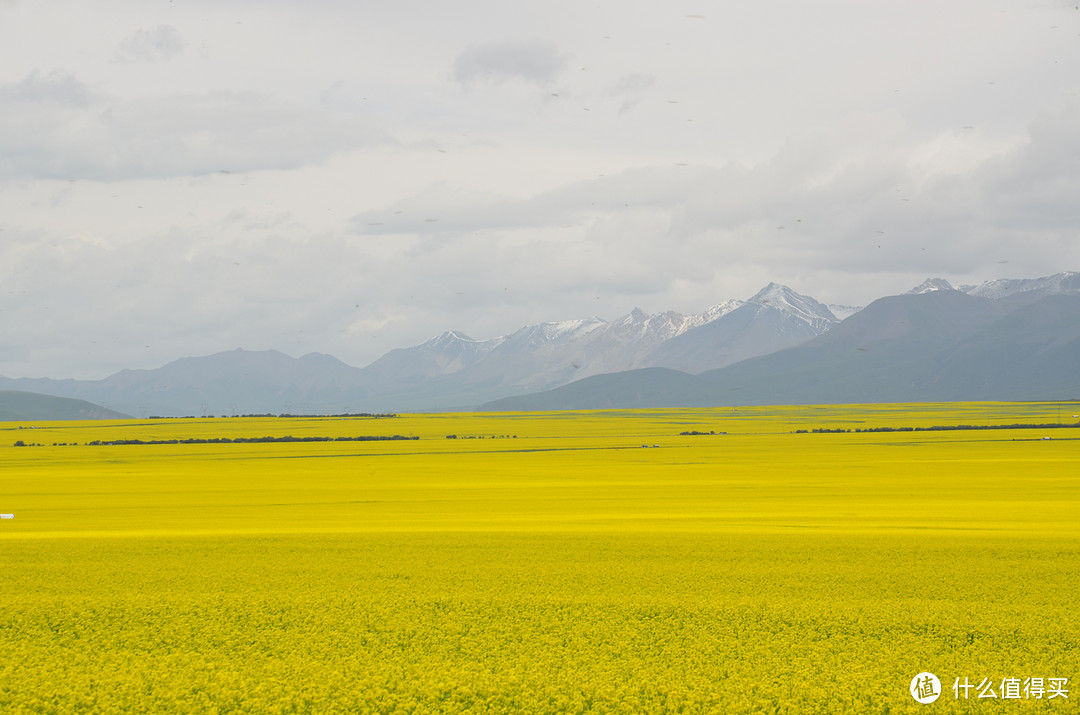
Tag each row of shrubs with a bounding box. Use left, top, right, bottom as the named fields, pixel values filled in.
left=149, top=413, right=398, bottom=419
left=796, top=422, right=1080, bottom=434
left=83, top=435, right=419, bottom=445
left=14, top=434, right=420, bottom=446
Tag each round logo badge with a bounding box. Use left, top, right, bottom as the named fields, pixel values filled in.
left=910, top=672, right=941, bottom=704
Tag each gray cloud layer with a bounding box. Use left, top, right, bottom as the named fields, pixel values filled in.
left=0, top=0, right=1078, bottom=379
left=453, top=40, right=566, bottom=86
left=0, top=71, right=385, bottom=180
left=115, top=25, right=186, bottom=63
left=353, top=97, right=1079, bottom=274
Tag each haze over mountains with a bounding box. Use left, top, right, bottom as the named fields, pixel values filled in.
left=1, top=273, right=1078, bottom=418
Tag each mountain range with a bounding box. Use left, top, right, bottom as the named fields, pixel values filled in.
left=488, top=274, right=1080, bottom=410
left=1, top=273, right=1077, bottom=418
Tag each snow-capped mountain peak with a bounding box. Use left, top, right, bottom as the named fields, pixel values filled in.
left=428, top=329, right=474, bottom=344
left=422, top=330, right=503, bottom=352
left=907, top=278, right=956, bottom=294
left=747, top=283, right=837, bottom=327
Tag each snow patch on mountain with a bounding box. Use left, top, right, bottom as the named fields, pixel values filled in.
left=686, top=299, right=744, bottom=329
left=748, top=283, right=837, bottom=331
left=907, top=278, right=956, bottom=294
left=964, top=271, right=1080, bottom=300
left=828, top=304, right=863, bottom=320
left=540, top=317, right=607, bottom=341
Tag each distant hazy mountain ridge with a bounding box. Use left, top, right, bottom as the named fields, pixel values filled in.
left=0, top=391, right=131, bottom=421
left=2, top=272, right=1077, bottom=416
left=907, top=272, right=1080, bottom=301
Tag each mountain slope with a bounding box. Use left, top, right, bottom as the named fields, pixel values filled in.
left=922, top=293, right=1080, bottom=400
left=0, top=391, right=131, bottom=421
left=693, top=290, right=1009, bottom=405
left=483, top=368, right=706, bottom=411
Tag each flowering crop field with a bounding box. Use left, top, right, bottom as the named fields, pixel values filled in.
left=1, top=403, right=1077, bottom=713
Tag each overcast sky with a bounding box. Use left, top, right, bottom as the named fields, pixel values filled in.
left=2, top=0, right=1079, bottom=378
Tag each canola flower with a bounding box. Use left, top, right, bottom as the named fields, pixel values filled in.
left=0, top=403, right=1077, bottom=713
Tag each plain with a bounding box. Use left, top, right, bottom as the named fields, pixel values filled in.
left=1, top=403, right=1077, bottom=713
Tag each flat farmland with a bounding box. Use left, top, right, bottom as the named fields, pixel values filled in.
left=1, top=403, right=1077, bottom=712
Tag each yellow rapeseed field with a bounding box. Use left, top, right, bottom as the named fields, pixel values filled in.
left=1, top=403, right=1077, bottom=713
